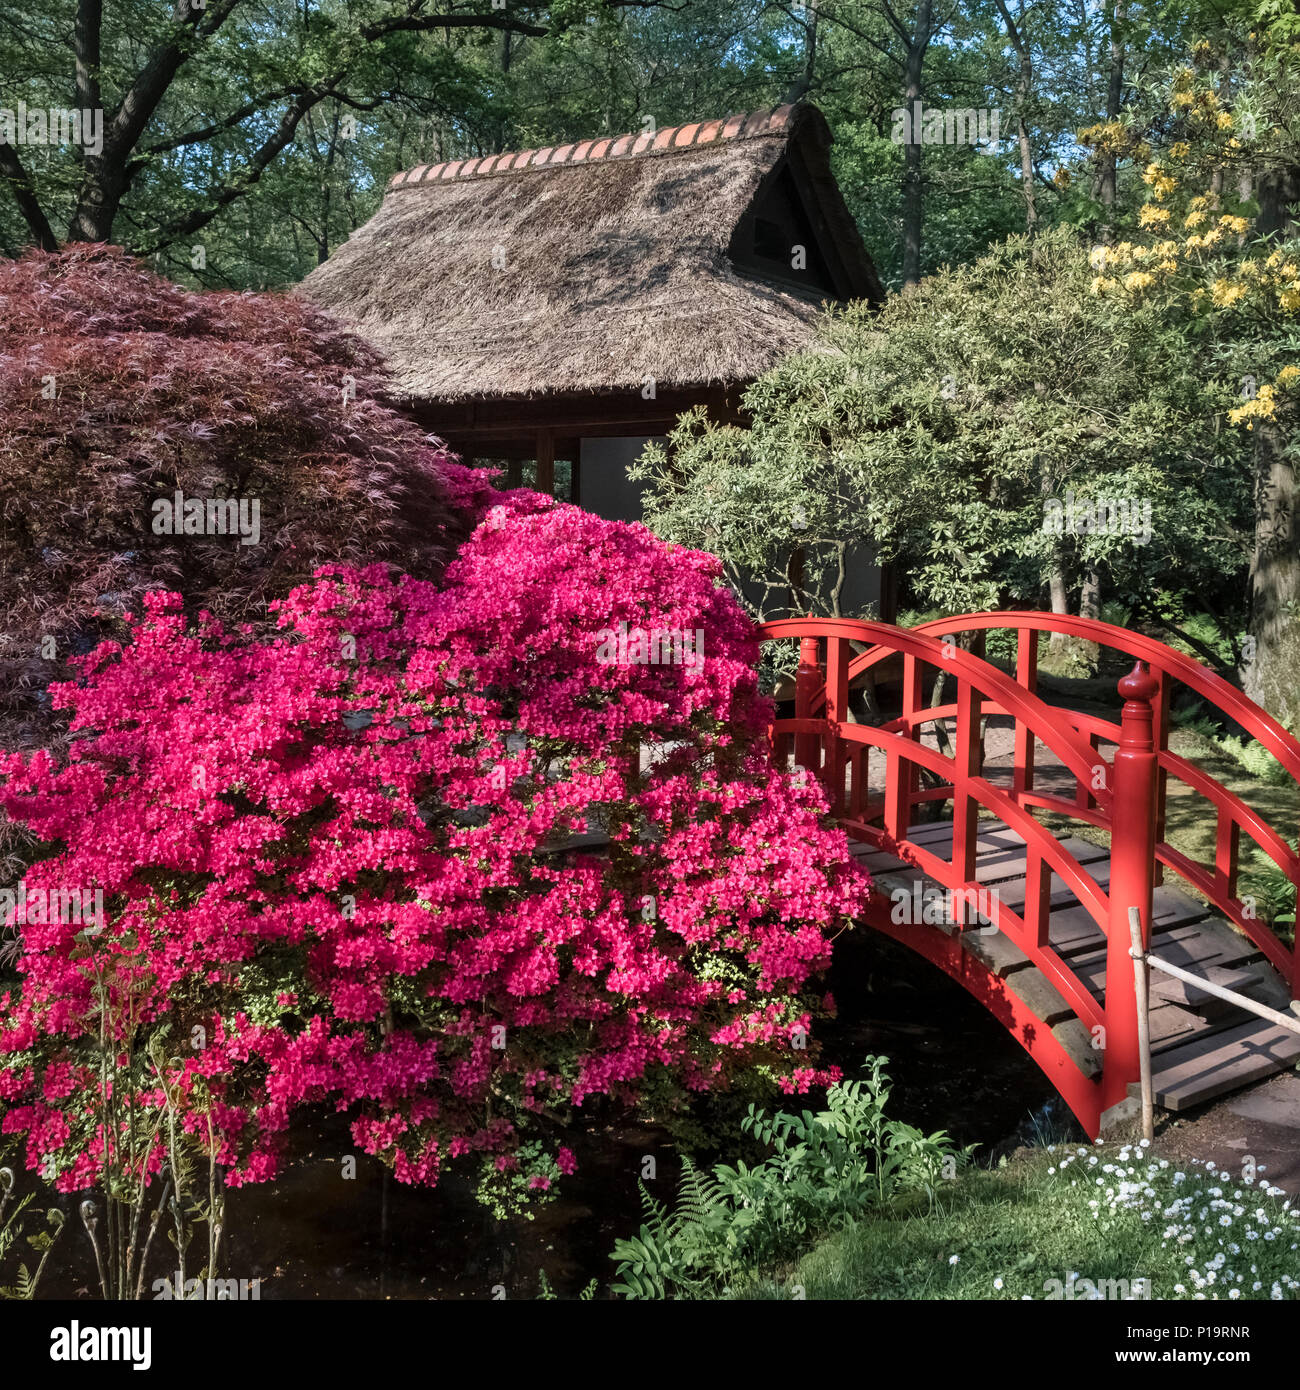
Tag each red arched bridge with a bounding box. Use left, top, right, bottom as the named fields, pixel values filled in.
left=760, top=612, right=1300, bottom=1138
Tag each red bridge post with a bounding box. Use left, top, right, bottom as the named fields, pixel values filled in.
left=794, top=634, right=822, bottom=776
left=1103, top=661, right=1161, bottom=1120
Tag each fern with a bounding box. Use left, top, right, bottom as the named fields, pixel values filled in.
left=635, top=1180, right=680, bottom=1245
left=609, top=1056, right=975, bottom=1298
left=1240, top=849, right=1298, bottom=930
left=675, top=1156, right=724, bottom=1227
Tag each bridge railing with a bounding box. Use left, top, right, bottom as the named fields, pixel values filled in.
left=762, top=617, right=1137, bottom=1129
left=895, top=614, right=1300, bottom=1002
left=761, top=612, right=1300, bottom=1133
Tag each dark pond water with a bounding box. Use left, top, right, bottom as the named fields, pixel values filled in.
left=29, top=927, right=1070, bottom=1301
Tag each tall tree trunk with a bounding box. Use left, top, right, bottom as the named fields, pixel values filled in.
left=900, top=0, right=934, bottom=291
left=1094, top=0, right=1127, bottom=242
left=1244, top=417, right=1300, bottom=729
left=1079, top=564, right=1102, bottom=669
left=69, top=160, right=131, bottom=243
left=1258, top=165, right=1300, bottom=239
left=1047, top=563, right=1072, bottom=657
left=994, top=0, right=1037, bottom=234
left=67, top=0, right=106, bottom=242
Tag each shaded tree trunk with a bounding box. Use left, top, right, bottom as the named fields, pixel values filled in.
left=1244, top=417, right=1300, bottom=730
left=1047, top=563, right=1071, bottom=657
left=1094, top=0, right=1127, bottom=242
left=994, top=0, right=1037, bottom=234
left=900, top=0, right=934, bottom=290
left=1258, top=165, right=1300, bottom=240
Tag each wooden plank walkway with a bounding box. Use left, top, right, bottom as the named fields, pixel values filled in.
left=851, top=819, right=1300, bottom=1112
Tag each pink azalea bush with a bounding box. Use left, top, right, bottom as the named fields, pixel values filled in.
left=0, top=481, right=868, bottom=1199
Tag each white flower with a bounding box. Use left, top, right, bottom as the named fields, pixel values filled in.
left=949, top=1254, right=960, bottom=1266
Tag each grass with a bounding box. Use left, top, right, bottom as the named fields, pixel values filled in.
left=1032, top=724, right=1298, bottom=941
left=741, top=1143, right=1300, bottom=1301
left=1162, top=727, right=1299, bottom=861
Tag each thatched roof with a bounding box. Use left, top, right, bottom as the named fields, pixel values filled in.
left=299, top=103, right=882, bottom=403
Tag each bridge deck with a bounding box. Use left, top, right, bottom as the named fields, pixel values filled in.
left=853, top=819, right=1300, bottom=1112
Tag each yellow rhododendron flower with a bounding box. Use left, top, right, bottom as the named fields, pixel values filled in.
left=1170, top=141, right=1191, bottom=159
left=1278, top=366, right=1300, bottom=386
left=1230, top=387, right=1277, bottom=425
left=1229, top=400, right=1272, bottom=425
left=1281, top=287, right=1300, bottom=312
left=1140, top=205, right=1171, bottom=228
left=1089, top=276, right=1117, bottom=295
left=1211, top=278, right=1247, bottom=306
left=1123, top=271, right=1156, bottom=292
left=1217, top=112, right=1235, bottom=130
left=1184, top=210, right=1208, bottom=228
left=1219, top=215, right=1249, bottom=235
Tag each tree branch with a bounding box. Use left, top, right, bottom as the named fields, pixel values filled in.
left=138, top=88, right=327, bottom=251
left=0, top=143, right=58, bottom=250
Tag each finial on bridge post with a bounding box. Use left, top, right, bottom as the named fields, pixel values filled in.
left=1118, top=659, right=1159, bottom=709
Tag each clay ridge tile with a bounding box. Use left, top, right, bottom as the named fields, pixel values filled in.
left=387, top=104, right=798, bottom=190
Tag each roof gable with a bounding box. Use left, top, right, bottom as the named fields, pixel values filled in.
left=300, top=103, right=882, bottom=403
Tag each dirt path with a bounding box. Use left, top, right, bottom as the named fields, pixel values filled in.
left=1155, top=1071, right=1300, bottom=1191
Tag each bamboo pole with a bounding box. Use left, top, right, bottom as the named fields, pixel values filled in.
left=1127, top=907, right=1154, bottom=1142
left=1142, top=951, right=1300, bottom=1036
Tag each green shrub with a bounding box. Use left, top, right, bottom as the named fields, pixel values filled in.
left=610, top=1056, right=972, bottom=1299
left=1239, top=850, right=1298, bottom=934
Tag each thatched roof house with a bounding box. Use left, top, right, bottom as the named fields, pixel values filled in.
left=301, top=100, right=883, bottom=588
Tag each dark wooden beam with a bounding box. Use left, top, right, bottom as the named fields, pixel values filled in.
left=410, top=385, right=747, bottom=446
left=535, top=427, right=555, bottom=496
